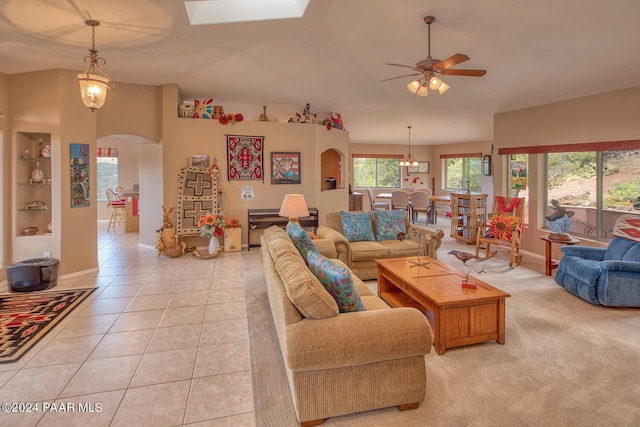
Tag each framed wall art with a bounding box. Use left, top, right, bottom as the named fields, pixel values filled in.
left=271, top=151, right=301, bottom=184
left=191, top=154, right=209, bottom=167
left=70, top=143, right=90, bottom=208
left=407, top=161, right=430, bottom=174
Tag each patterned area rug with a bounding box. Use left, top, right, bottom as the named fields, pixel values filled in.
left=0, top=288, right=96, bottom=363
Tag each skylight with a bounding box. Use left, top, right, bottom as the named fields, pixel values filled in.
left=184, top=0, right=310, bottom=25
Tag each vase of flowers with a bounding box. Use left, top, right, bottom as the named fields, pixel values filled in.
left=198, top=213, right=240, bottom=255
left=199, top=213, right=228, bottom=255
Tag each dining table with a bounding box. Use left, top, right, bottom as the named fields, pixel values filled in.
left=376, top=192, right=451, bottom=224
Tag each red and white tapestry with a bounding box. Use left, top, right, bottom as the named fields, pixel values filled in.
left=227, top=135, right=264, bottom=181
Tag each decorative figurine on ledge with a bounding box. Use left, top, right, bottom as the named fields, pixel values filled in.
left=546, top=199, right=575, bottom=241
left=30, top=160, right=45, bottom=184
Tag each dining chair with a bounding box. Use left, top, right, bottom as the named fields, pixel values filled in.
left=366, top=188, right=390, bottom=210
left=413, top=187, right=431, bottom=194
left=391, top=190, right=411, bottom=217
left=115, top=185, right=127, bottom=201
left=410, top=190, right=430, bottom=224
left=106, top=188, right=127, bottom=231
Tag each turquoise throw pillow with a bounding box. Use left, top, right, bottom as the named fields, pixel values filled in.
left=287, top=221, right=318, bottom=262
left=374, top=209, right=407, bottom=241
left=340, top=211, right=374, bottom=242
left=307, top=251, right=366, bottom=312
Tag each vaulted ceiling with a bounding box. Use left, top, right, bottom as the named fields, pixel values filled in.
left=2, top=0, right=640, bottom=145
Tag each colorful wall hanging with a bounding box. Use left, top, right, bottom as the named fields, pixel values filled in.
left=227, top=135, right=264, bottom=181
left=70, top=143, right=90, bottom=207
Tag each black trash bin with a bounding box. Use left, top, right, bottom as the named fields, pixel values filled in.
left=6, top=258, right=60, bottom=292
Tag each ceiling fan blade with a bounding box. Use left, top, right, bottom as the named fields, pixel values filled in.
left=386, top=63, right=422, bottom=71
left=379, top=73, right=422, bottom=82
left=440, top=69, right=486, bottom=77
left=434, top=53, right=469, bottom=70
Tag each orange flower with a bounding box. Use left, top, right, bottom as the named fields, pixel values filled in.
left=489, top=214, right=519, bottom=240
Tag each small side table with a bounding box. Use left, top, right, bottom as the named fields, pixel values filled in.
left=540, top=235, right=580, bottom=276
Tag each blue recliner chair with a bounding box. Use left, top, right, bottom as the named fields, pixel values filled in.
left=555, top=215, right=640, bottom=307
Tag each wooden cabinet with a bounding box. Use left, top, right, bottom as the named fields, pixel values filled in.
left=450, top=193, right=488, bottom=244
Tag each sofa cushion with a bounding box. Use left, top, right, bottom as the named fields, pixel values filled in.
left=307, top=251, right=367, bottom=312
left=349, top=241, right=390, bottom=262
left=287, top=221, right=318, bottom=262
left=374, top=209, right=407, bottom=241
left=378, top=239, right=420, bottom=258
left=340, top=211, right=375, bottom=242
left=264, top=226, right=299, bottom=259
left=275, top=252, right=339, bottom=319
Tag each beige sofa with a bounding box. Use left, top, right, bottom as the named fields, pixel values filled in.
left=317, top=211, right=444, bottom=280
left=260, top=226, right=432, bottom=426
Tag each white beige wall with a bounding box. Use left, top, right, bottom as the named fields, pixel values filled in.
left=161, top=85, right=350, bottom=245
left=4, top=69, right=98, bottom=275
left=0, top=72, right=8, bottom=279
left=494, top=85, right=640, bottom=256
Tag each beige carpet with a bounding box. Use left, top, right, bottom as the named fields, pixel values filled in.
left=244, top=235, right=640, bottom=427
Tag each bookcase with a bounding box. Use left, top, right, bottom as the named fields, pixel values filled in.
left=450, top=193, right=488, bottom=244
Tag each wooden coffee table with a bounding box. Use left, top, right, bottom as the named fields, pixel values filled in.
left=376, top=256, right=511, bottom=355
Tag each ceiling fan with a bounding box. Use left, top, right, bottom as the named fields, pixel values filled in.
left=381, top=16, right=486, bottom=95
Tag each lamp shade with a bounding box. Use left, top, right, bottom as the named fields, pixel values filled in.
left=438, top=81, right=450, bottom=94
left=406, top=80, right=421, bottom=93
left=279, top=194, right=309, bottom=223
left=77, top=73, right=110, bottom=111
left=416, top=84, right=429, bottom=96
left=429, top=76, right=442, bottom=90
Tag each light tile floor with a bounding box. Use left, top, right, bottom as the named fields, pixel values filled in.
left=0, top=223, right=255, bottom=427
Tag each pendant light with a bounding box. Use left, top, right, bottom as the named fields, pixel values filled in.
left=399, top=126, right=419, bottom=167
left=77, top=20, right=115, bottom=112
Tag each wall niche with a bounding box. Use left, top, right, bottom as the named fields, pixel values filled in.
left=320, top=148, right=344, bottom=191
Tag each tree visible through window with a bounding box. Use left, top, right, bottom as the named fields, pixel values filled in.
left=353, top=156, right=401, bottom=188
left=546, top=149, right=640, bottom=240
left=444, top=156, right=481, bottom=192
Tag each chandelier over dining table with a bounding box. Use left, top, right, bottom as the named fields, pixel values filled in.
left=399, top=125, right=418, bottom=167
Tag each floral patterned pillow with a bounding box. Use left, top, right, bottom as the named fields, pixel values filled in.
left=340, top=211, right=374, bottom=242
left=307, top=251, right=366, bottom=312
left=193, top=98, right=214, bottom=119
left=287, top=221, right=318, bottom=262
left=374, top=209, right=407, bottom=241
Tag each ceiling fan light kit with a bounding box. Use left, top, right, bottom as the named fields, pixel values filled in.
left=77, top=20, right=115, bottom=112
left=381, top=16, right=486, bottom=97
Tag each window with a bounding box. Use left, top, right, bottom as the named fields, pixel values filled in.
left=97, top=148, right=119, bottom=201
left=442, top=154, right=481, bottom=192
left=508, top=154, right=529, bottom=226
left=352, top=155, right=401, bottom=188
left=546, top=149, right=640, bottom=240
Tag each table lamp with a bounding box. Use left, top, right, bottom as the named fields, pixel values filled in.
left=279, top=194, right=309, bottom=225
